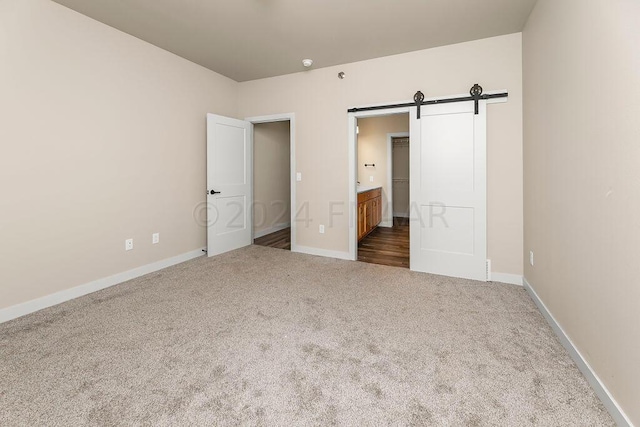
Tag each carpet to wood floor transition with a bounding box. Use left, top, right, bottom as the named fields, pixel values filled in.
left=254, top=227, right=291, bottom=250
left=358, top=217, right=410, bottom=268
left=0, top=246, right=613, bottom=425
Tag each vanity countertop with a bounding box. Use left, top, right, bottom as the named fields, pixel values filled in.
left=357, top=185, right=382, bottom=194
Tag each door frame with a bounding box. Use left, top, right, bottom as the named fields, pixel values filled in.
left=386, top=132, right=410, bottom=227
left=244, top=113, right=297, bottom=252
left=348, top=106, right=411, bottom=261
left=347, top=92, right=507, bottom=264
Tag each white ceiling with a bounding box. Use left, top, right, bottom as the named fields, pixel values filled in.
left=51, top=0, right=537, bottom=82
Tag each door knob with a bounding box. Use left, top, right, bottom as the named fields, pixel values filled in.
left=209, top=190, right=221, bottom=195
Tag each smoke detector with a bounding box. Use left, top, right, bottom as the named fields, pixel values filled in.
left=302, top=59, right=313, bottom=68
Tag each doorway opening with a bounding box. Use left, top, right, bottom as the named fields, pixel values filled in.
left=391, top=135, right=410, bottom=222
left=247, top=114, right=296, bottom=251
left=205, top=113, right=296, bottom=257
left=354, top=113, right=410, bottom=268
left=252, top=120, right=291, bottom=250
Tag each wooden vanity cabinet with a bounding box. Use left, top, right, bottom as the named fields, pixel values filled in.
left=357, top=188, right=382, bottom=241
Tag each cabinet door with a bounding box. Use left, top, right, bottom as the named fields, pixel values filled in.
left=376, top=196, right=382, bottom=226
left=357, top=203, right=363, bottom=240
left=358, top=202, right=366, bottom=240
left=371, top=199, right=378, bottom=227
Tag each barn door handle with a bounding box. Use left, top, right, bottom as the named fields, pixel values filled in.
left=209, top=190, right=221, bottom=195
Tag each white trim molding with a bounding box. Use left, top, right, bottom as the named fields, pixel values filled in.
left=491, top=272, right=523, bottom=286
left=523, top=278, right=633, bottom=427
left=0, top=249, right=205, bottom=324
left=293, top=245, right=351, bottom=261
left=253, top=222, right=291, bottom=239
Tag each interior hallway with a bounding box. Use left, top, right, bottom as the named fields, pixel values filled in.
left=254, top=228, right=291, bottom=250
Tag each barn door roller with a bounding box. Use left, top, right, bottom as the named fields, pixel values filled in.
left=469, top=84, right=483, bottom=115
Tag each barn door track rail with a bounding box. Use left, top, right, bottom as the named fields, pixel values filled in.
left=347, top=84, right=508, bottom=119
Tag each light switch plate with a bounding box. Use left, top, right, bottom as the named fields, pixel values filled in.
left=369, top=176, right=374, bottom=182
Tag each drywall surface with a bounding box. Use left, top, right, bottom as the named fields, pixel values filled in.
left=523, top=0, right=640, bottom=423
left=0, top=0, right=238, bottom=309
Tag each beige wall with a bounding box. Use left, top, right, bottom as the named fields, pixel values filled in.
left=253, top=121, right=291, bottom=235
left=523, top=0, right=640, bottom=423
left=239, top=33, right=523, bottom=274
left=357, top=114, right=409, bottom=224
left=0, top=0, right=238, bottom=309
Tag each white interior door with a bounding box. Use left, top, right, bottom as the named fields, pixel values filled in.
left=409, top=101, right=487, bottom=281
left=206, top=114, right=253, bottom=257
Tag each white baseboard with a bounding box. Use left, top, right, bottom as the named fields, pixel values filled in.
left=523, top=278, right=632, bottom=427
left=491, top=272, right=523, bottom=286
left=293, top=245, right=353, bottom=261
left=393, top=212, right=410, bottom=218
left=379, top=220, right=393, bottom=228
left=253, top=222, right=291, bottom=239
left=0, top=249, right=205, bottom=324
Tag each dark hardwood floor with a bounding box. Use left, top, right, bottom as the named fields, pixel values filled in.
left=253, top=227, right=291, bottom=250
left=255, top=219, right=408, bottom=266
left=358, top=217, right=409, bottom=268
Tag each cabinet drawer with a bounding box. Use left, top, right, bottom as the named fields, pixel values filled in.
left=357, top=188, right=382, bottom=203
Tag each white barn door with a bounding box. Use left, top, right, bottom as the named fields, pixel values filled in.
left=409, top=101, right=487, bottom=281
left=206, top=114, right=253, bottom=257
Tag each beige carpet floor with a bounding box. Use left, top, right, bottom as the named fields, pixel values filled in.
left=0, top=245, right=613, bottom=426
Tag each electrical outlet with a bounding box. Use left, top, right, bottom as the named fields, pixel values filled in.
left=296, top=172, right=302, bottom=182
left=529, top=251, right=534, bottom=266
left=152, top=233, right=160, bottom=244
left=125, top=238, right=134, bottom=251
left=369, top=176, right=374, bottom=182
left=319, top=224, right=325, bottom=234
